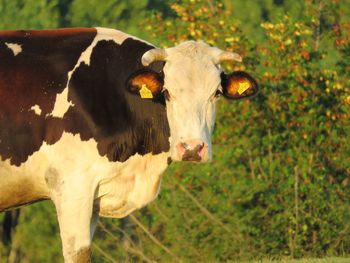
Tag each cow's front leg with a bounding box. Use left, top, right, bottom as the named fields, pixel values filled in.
left=48, top=173, right=99, bottom=263
left=57, top=203, right=99, bottom=263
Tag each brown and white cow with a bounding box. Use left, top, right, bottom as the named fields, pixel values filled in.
left=0, top=27, right=258, bottom=262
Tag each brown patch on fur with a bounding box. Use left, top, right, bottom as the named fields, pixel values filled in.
left=66, top=239, right=91, bottom=263
left=0, top=28, right=96, bottom=39
left=0, top=28, right=97, bottom=166
left=75, top=247, right=91, bottom=263
left=65, top=238, right=91, bottom=263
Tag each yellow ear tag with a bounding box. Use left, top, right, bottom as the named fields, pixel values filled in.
left=139, top=84, right=153, bottom=99
left=237, top=81, right=251, bottom=95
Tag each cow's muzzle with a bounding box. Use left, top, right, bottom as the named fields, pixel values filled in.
left=176, top=140, right=208, bottom=162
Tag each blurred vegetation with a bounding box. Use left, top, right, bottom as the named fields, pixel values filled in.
left=0, top=0, right=350, bottom=262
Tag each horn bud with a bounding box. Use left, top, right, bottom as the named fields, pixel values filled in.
left=218, top=51, right=242, bottom=63
left=211, top=47, right=242, bottom=64
left=141, top=48, right=167, bottom=66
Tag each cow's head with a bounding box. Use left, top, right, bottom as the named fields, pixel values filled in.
left=129, top=41, right=258, bottom=162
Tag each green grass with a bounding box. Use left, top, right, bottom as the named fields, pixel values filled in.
left=243, top=258, right=350, bottom=263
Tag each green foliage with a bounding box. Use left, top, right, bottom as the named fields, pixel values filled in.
left=67, top=0, right=147, bottom=34
left=13, top=202, right=62, bottom=262
left=1, top=0, right=350, bottom=262
left=0, top=0, right=60, bottom=29
left=130, top=0, right=350, bottom=261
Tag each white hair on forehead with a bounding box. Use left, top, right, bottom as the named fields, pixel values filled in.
left=163, top=40, right=224, bottom=101
left=169, top=40, right=214, bottom=59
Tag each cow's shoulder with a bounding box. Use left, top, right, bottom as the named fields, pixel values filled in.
left=67, top=27, right=170, bottom=162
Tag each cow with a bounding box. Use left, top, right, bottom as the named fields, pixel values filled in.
left=0, top=27, right=258, bottom=262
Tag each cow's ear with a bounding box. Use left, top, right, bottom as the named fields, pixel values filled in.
left=221, top=71, right=259, bottom=100
left=127, top=70, right=164, bottom=99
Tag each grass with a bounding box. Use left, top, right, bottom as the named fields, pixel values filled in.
left=243, top=258, right=350, bottom=263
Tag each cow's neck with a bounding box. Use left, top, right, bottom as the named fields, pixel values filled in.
left=65, top=36, right=171, bottom=162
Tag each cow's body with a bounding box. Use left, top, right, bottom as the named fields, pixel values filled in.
left=0, top=27, right=172, bottom=262
left=0, top=27, right=258, bottom=262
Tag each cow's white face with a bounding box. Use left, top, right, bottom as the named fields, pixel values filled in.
left=160, top=42, right=221, bottom=162
left=129, top=41, right=258, bottom=162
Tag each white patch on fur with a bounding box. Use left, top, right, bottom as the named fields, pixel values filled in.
left=50, top=88, right=73, bottom=118
left=50, top=27, right=151, bottom=118
left=160, top=41, right=222, bottom=161
left=30, top=105, right=42, bottom=115
left=1, top=132, right=169, bottom=217
left=5, top=42, right=22, bottom=56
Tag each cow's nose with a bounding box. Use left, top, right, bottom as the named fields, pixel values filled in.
left=176, top=139, right=208, bottom=162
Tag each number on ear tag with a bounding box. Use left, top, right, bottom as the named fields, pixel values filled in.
left=139, top=84, right=153, bottom=99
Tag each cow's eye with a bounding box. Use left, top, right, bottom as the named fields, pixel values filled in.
left=215, top=89, right=222, bottom=98
left=162, top=89, right=170, bottom=101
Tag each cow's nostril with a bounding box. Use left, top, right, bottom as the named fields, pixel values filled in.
left=181, top=142, right=190, bottom=150
left=195, top=143, right=205, bottom=153
left=181, top=142, right=204, bottom=152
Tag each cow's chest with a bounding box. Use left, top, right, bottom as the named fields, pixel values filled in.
left=43, top=133, right=170, bottom=218
left=95, top=152, right=169, bottom=218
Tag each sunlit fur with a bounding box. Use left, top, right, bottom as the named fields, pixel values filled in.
left=162, top=41, right=221, bottom=161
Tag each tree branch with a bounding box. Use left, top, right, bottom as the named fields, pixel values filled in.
left=129, top=215, right=180, bottom=261
left=98, top=222, right=154, bottom=263
left=177, top=183, right=240, bottom=236
left=93, top=243, right=118, bottom=263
